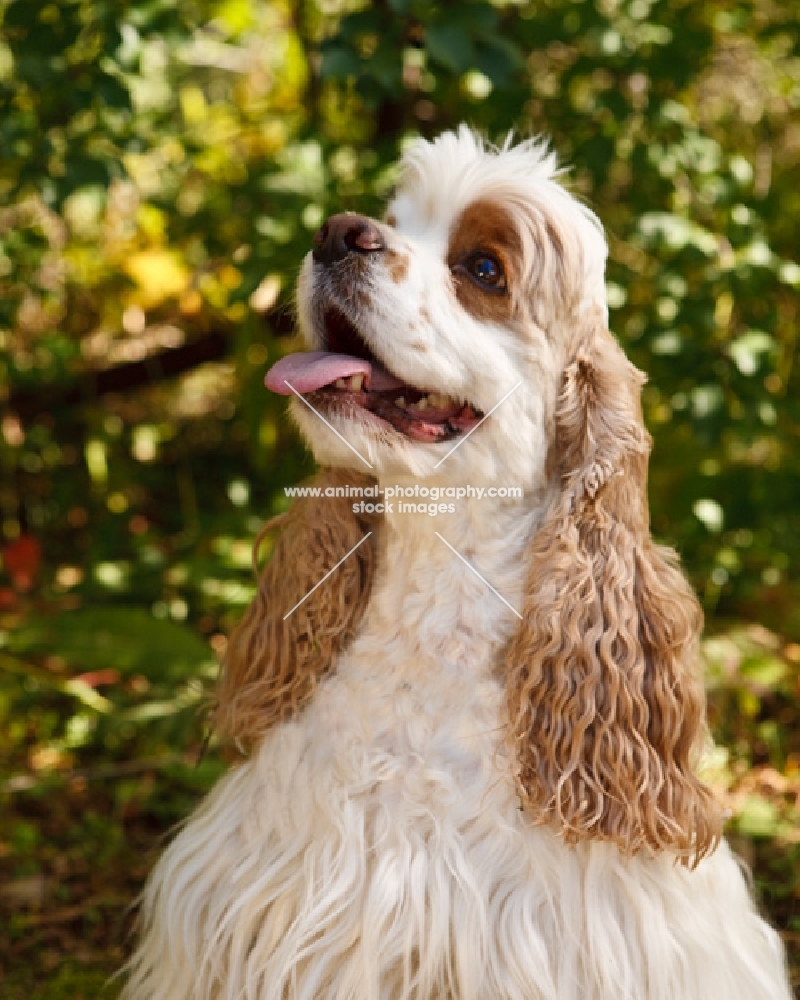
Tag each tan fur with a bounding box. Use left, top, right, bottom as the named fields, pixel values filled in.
left=386, top=249, right=410, bottom=284
left=447, top=199, right=521, bottom=323
left=214, top=468, right=380, bottom=751
left=506, top=311, right=723, bottom=865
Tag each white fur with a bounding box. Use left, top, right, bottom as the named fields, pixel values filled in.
left=292, top=128, right=590, bottom=487
left=123, top=128, right=792, bottom=1000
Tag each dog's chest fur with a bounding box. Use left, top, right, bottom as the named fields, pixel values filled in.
left=299, top=497, right=534, bottom=848
left=128, top=498, right=787, bottom=1000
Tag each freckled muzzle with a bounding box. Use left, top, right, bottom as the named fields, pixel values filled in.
left=266, top=210, right=484, bottom=442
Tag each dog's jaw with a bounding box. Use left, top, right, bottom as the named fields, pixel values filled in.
left=291, top=249, right=550, bottom=484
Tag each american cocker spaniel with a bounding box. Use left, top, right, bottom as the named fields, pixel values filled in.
left=123, top=128, right=792, bottom=1000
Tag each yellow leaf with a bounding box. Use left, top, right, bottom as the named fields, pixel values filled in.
left=219, top=264, right=242, bottom=289
left=125, top=249, right=191, bottom=307
left=180, top=85, right=207, bottom=125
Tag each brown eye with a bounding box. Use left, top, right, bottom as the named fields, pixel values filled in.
left=466, top=254, right=506, bottom=291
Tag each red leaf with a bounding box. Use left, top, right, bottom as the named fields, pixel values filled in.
left=2, top=535, right=41, bottom=591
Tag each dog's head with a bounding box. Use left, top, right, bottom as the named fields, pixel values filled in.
left=267, top=126, right=607, bottom=485
left=227, top=128, right=722, bottom=865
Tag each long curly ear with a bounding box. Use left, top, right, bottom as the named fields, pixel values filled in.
left=214, top=467, right=381, bottom=751
left=507, top=315, right=722, bottom=865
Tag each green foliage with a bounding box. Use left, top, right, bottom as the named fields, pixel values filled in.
left=0, top=0, right=798, bottom=994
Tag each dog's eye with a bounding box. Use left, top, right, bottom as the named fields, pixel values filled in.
left=467, top=254, right=506, bottom=290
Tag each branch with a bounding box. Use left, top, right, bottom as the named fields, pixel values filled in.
left=8, top=330, right=231, bottom=420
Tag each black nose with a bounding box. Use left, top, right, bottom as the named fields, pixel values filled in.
left=312, top=213, right=385, bottom=266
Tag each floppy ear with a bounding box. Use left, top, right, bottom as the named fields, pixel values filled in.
left=506, top=313, right=723, bottom=865
left=214, top=467, right=381, bottom=752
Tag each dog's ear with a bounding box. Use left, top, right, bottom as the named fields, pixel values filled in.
left=214, top=467, right=380, bottom=752
left=506, top=312, right=722, bottom=864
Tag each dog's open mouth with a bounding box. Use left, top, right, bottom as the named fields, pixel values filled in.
left=265, top=307, right=484, bottom=443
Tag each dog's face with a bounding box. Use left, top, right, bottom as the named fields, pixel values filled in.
left=267, top=127, right=608, bottom=484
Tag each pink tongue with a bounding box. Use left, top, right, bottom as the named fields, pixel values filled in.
left=265, top=352, right=404, bottom=395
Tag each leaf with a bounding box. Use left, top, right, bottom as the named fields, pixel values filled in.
left=736, top=795, right=779, bottom=839
left=638, top=212, right=718, bottom=255
left=124, top=249, right=191, bottom=307
left=693, top=498, right=724, bottom=533
left=739, top=655, right=787, bottom=691
left=365, top=46, right=402, bottom=92
left=727, top=330, right=775, bottom=376
left=1, top=534, right=41, bottom=590
left=456, top=3, right=499, bottom=33
left=61, top=154, right=114, bottom=196
left=95, top=74, right=132, bottom=110
left=338, top=9, right=382, bottom=42
left=8, top=608, right=216, bottom=683
left=425, top=22, right=474, bottom=75
left=474, top=37, right=524, bottom=86
left=320, top=45, right=362, bottom=80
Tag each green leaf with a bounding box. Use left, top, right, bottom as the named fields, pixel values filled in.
left=474, top=37, right=524, bottom=86
left=736, top=795, right=779, bottom=839
left=637, top=212, right=718, bottom=255
left=8, top=608, right=215, bottom=683
left=458, top=3, right=499, bottom=33
left=365, top=46, right=402, bottom=92
left=425, top=22, right=474, bottom=75
left=95, top=74, right=132, bottom=110
left=338, top=9, right=382, bottom=42
left=320, top=45, right=362, bottom=80
left=740, top=654, right=787, bottom=690
left=727, top=330, right=775, bottom=377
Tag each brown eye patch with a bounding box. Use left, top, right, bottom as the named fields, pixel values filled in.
left=447, top=199, right=521, bottom=323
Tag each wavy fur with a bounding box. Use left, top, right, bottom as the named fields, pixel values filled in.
left=507, top=311, right=723, bottom=863
left=215, top=467, right=380, bottom=750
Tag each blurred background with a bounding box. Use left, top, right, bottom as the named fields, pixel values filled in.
left=0, top=0, right=798, bottom=996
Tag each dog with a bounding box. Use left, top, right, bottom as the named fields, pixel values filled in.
left=123, top=127, right=792, bottom=1000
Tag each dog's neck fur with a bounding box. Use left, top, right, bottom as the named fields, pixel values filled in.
left=346, top=474, right=543, bottom=690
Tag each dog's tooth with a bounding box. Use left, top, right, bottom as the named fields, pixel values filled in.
left=395, top=396, right=406, bottom=408
left=349, top=374, right=364, bottom=391
left=335, top=378, right=347, bottom=389
left=415, top=397, right=428, bottom=411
